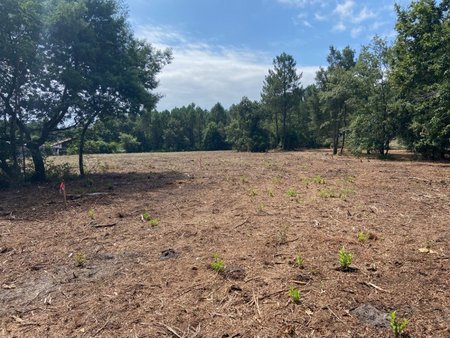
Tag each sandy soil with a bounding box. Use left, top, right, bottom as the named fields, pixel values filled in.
left=0, top=150, right=449, bottom=337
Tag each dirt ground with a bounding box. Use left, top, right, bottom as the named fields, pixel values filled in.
left=0, top=150, right=449, bottom=338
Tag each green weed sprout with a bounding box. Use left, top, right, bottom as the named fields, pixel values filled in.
left=390, top=311, right=409, bottom=337
left=149, top=218, right=159, bottom=226
left=294, top=255, right=304, bottom=268
left=338, top=247, right=353, bottom=270
left=287, top=188, right=297, bottom=198
left=210, top=254, right=225, bottom=272
left=289, top=287, right=301, bottom=303
left=142, top=209, right=151, bottom=222
left=312, top=175, right=325, bottom=184
left=357, top=230, right=368, bottom=242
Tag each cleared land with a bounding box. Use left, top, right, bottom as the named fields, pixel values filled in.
left=0, top=150, right=449, bottom=337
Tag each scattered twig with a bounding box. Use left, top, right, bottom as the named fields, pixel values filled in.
left=93, top=315, right=111, bottom=337
left=92, top=222, right=117, bottom=228
left=361, top=281, right=389, bottom=293
left=159, top=323, right=183, bottom=338
left=234, top=217, right=250, bottom=229
left=258, top=289, right=285, bottom=301
left=326, top=306, right=345, bottom=324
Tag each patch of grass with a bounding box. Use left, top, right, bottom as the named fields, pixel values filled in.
left=294, top=255, right=304, bottom=268
left=287, top=188, right=298, bottom=198
left=318, top=188, right=337, bottom=198
left=149, top=218, right=159, bottom=226
left=142, top=209, right=151, bottom=222
left=338, top=246, right=353, bottom=271
left=210, top=254, right=225, bottom=272
left=390, top=311, right=409, bottom=337
left=87, top=208, right=96, bottom=220
left=289, top=287, right=301, bottom=303
left=340, top=188, right=355, bottom=199
left=312, top=175, right=326, bottom=184
left=357, top=230, right=368, bottom=242
left=268, top=189, right=274, bottom=197
left=249, top=189, right=257, bottom=197
left=74, top=252, right=87, bottom=268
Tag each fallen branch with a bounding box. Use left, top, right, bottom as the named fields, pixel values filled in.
left=361, top=281, right=389, bottom=293
left=92, top=222, right=117, bottom=228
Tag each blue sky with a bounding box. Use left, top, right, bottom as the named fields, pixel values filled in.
left=126, top=0, right=412, bottom=111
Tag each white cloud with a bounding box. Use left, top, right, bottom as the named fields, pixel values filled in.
left=333, top=22, right=346, bottom=32
left=277, top=0, right=326, bottom=7
left=351, top=26, right=363, bottom=38
left=353, top=7, right=375, bottom=23
left=302, top=20, right=313, bottom=28
left=314, top=13, right=326, bottom=21
left=334, top=0, right=355, bottom=17
left=137, top=25, right=320, bottom=111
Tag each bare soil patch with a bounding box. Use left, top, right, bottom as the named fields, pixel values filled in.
left=1, top=150, right=449, bottom=337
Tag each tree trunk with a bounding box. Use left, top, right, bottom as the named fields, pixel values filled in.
left=78, top=116, right=96, bottom=176
left=28, top=143, right=46, bottom=182
left=274, top=110, right=280, bottom=147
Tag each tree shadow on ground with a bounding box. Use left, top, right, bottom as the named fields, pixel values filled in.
left=0, top=170, right=189, bottom=220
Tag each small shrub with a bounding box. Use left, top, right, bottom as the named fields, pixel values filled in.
left=142, top=209, right=151, bottom=222
left=210, top=254, right=225, bottom=272
left=338, top=246, right=353, bottom=270
left=46, top=160, right=74, bottom=180
left=389, top=311, right=409, bottom=337
left=294, top=255, right=304, bottom=268
left=287, top=188, right=297, bottom=198
left=357, top=230, right=368, bottom=242
left=74, top=252, right=87, bottom=267
left=289, top=287, right=301, bottom=303
left=149, top=218, right=159, bottom=226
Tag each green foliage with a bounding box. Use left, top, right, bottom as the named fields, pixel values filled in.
left=338, top=247, right=353, bottom=270
left=210, top=254, right=225, bottom=272
left=357, top=231, right=368, bottom=242
left=288, top=287, right=301, bottom=303
left=119, top=133, right=141, bottom=153
left=142, top=209, right=151, bottom=222
left=389, top=311, right=409, bottom=337
left=149, top=218, right=159, bottom=226
left=261, top=53, right=302, bottom=150
left=319, top=188, right=337, bottom=198
left=294, top=255, right=304, bottom=268
left=312, top=175, right=326, bottom=184
left=287, top=188, right=298, bottom=198
left=203, top=122, right=229, bottom=150
left=45, top=160, right=74, bottom=180
left=391, top=0, right=450, bottom=159
left=226, top=97, right=270, bottom=152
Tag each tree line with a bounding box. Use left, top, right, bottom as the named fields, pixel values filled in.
left=1, top=0, right=449, bottom=185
